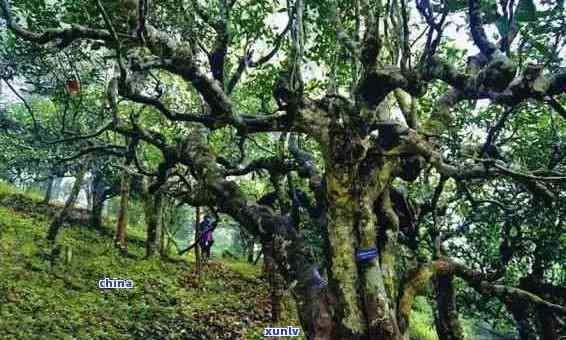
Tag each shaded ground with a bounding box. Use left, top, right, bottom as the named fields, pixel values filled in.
left=2, top=183, right=502, bottom=340
left=0, top=185, right=303, bottom=339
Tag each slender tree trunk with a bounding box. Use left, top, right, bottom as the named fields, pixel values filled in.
left=47, top=167, right=87, bottom=242
left=85, top=182, right=93, bottom=211
left=536, top=307, right=559, bottom=340
left=194, top=206, right=202, bottom=274
left=43, top=175, right=55, bottom=204
left=114, top=167, right=130, bottom=252
left=160, top=197, right=168, bottom=256
left=505, top=300, right=537, bottom=340
left=143, top=184, right=163, bottom=258
left=247, top=240, right=255, bottom=263
left=434, top=274, right=465, bottom=340
left=90, top=171, right=106, bottom=230
left=263, top=240, right=285, bottom=322
left=91, top=192, right=105, bottom=230
left=51, top=177, right=62, bottom=202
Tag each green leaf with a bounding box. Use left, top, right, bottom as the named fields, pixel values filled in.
left=445, top=0, right=468, bottom=12
left=495, top=16, right=509, bottom=38
left=516, top=0, right=536, bottom=22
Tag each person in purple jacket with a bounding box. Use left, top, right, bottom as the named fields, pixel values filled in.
left=198, top=215, right=217, bottom=261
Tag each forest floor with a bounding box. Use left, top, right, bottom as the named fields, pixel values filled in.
left=0, top=183, right=510, bottom=340
left=0, top=184, right=303, bottom=339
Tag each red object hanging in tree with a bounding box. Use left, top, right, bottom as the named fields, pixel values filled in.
left=65, top=79, right=80, bottom=95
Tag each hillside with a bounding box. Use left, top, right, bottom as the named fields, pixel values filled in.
left=0, top=184, right=303, bottom=339
left=0, top=184, right=514, bottom=340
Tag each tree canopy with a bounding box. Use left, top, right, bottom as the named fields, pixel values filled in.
left=1, top=0, right=565, bottom=339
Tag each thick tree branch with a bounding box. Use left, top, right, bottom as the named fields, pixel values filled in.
left=468, top=0, right=497, bottom=58
left=359, top=0, right=381, bottom=70
left=208, top=0, right=231, bottom=85
left=398, top=259, right=566, bottom=333
left=402, top=130, right=558, bottom=200
left=177, top=128, right=330, bottom=338
left=1, top=0, right=114, bottom=48
left=224, top=156, right=298, bottom=176
left=57, top=145, right=126, bottom=163
left=331, top=4, right=360, bottom=60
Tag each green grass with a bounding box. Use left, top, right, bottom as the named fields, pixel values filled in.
left=0, top=180, right=43, bottom=202
left=0, top=204, right=188, bottom=339
left=408, top=297, right=439, bottom=340
left=0, top=181, right=442, bottom=340
left=0, top=184, right=302, bottom=339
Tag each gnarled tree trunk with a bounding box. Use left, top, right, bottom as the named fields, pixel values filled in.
left=434, top=274, right=465, bottom=340
left=47, top=166, right=87, bottom=242
left=263, top=239, right=285, bottom=322
left=323, top=132, right=403, bottom=339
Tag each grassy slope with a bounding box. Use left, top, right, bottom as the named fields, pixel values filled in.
left=0, top=183, right=302, bottom=339
left=0, top=183, right=443, bottom=340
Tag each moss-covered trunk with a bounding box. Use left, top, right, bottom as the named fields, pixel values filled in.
left=323, top=133, right=402, bottom=339
left=263, top=239, right=285, bottom=322
left=143, top=180, right=163, bottom=258
left=180, top=127, right=409, bottom=339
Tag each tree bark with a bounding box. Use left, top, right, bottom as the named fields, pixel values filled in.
left=91, top=192, right=104, bottom=230
left=323, top=141, right=401, bottom=339
left=114, top=167, right=130, bottom=252
left=180, top=127, right=409, bottom=339
left=194, top=206, right=201, bottom=273
left=505, top=299, right=537, bottom=340
left=325, top=165, right=367, bottom=338
left=42, top=175, right=55, bottom=204
left=263, top=239, right=285, bottom=322
left=90, top=170, right=106, bottom=230
left=143, top=179, right=163, bottom=258
left=47, top=166, right=86, bottom=242
left=434, top=274, right=465, bottom=340
left=247, top=239, right=255, bottom=263
left=159, top=197, right=168, bottom=256
left=536, top=307, right=559, bottom=340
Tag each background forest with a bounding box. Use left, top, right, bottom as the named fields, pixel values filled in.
left=0, top=0, right=565, bottom=339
